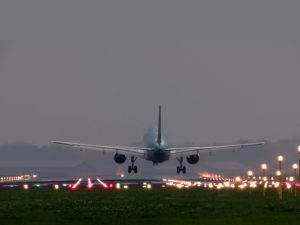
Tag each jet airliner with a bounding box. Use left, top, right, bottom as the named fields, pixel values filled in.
left=52, top=105, right=264, bottom=174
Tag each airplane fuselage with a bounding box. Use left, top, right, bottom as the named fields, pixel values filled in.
left=143, top=128, right=170, bottom=163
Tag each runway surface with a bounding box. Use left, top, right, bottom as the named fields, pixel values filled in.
left=0, top=177, right=230, bottom=190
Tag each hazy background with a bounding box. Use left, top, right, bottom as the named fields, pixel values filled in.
left=1, top=41, right=300, bottom=145
left=1, top=1, right=300, bottom=179
left=1, top=40, right=300, bottom=178
left=0, top=139, right=298, bottom=179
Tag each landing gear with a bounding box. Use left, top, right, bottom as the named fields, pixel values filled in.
left=182, top=166, right=186, bottom=174
left=176, top=156, right=186, bottom=174
left=128, top=156, right=138, bottom=174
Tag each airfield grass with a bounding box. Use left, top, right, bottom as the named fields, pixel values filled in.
left=0, top=187, right=300, bottom=225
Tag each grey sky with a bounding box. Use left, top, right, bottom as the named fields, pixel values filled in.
left=1, top=40, right=300, bottom=146
left=1, top=1, right=300, bottom=40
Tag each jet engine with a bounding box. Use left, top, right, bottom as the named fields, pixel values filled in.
left=114, top=153, right=127, bottom=164
left=186, top=154, right=199, bottom=164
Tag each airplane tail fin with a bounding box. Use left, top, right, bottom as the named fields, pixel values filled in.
left=157, top=105, right=162, bottom=145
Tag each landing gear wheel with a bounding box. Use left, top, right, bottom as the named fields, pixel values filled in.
left=128, top=166, right=132, bottom=173
left=177, top=166, right=180, bottom=174
left=182, top=166, right=186, bottom=174
left=176, top=157, right=186, bottom=174
left=128, top=156, right=138, bottom=174
left=133, top=166, right=138, bottom=173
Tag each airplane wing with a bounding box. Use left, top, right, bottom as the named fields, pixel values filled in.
left=167, top=142, right=265, bottom=156
left=51, top=141, right=150, bottom=157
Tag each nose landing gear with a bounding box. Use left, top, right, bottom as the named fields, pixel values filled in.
left=153, top=161, right=158, bottom=166
left=176, top=156, right=186, bottom=174
left=128, top=156, right=138, bottom=173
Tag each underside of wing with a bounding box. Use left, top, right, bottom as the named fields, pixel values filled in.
left=168, top=142, right=265, bottom=156
left=51, top=141, right=149, bottom=157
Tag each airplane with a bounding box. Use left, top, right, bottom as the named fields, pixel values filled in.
left=52, top=105, right=264, bottom=174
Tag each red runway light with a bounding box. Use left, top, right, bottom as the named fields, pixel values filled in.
left=97, top=178, right=108, bottom=188
left=87, top=178, right=93, bottom=189
left=71, top=178, right=82, bottom=189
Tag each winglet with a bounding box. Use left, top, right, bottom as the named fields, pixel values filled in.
left=157, top=105, right=162, bottom=145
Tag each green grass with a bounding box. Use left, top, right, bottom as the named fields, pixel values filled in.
left=0, top=187, right=300, bottom=225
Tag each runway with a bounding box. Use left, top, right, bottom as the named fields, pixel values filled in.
left=0, top=178, right=166, bottom=190
left=0, top=176, right=234, bottom=190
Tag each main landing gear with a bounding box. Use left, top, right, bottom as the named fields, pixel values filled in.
left=128, top=156, right=138, bottom=174
left=176, top=156, right=186, bottom=174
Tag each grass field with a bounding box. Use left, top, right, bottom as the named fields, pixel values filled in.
left=0, top=187, right=300, bottom=225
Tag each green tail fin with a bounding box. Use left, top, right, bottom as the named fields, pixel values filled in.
left=157, top=105, right=162, bottom=145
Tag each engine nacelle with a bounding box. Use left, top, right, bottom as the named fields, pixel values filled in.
left=186, top=154, right=199, bottom=164
left=114, top=153, right=127, bottom=164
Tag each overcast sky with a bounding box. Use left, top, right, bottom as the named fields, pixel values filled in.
left=1, top=40, right=300, bottom=146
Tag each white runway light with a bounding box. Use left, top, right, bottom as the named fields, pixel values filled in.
left=87, top=178, right=93, bottom=189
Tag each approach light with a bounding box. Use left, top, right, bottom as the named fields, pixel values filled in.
left=277, top=155, right=284, bottom=162
left=71, top=178, right=82, bottom=189
left=235, top=176, right=241, bottom=182
left=250, top=182, right=257, bottom=188
left=176, top=184, right=183, bottom=189
left=97, top=178, right=108, bottom=188
left=224, top=182, right=230, bottom=188
left=293, top=163, right=298, bottom=170
left=248, top=170, right=253, bottom=177
left=298, top=145, right=300, bottom=152
left=238, top=184, right=245, bottom=189
left=87, top=178, right=93, bottom=189
left=276, top=170, right=281, bottom=176
left=261, top=163, right=267, bottom=170
left=286, top=183, right=292, bottom=189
